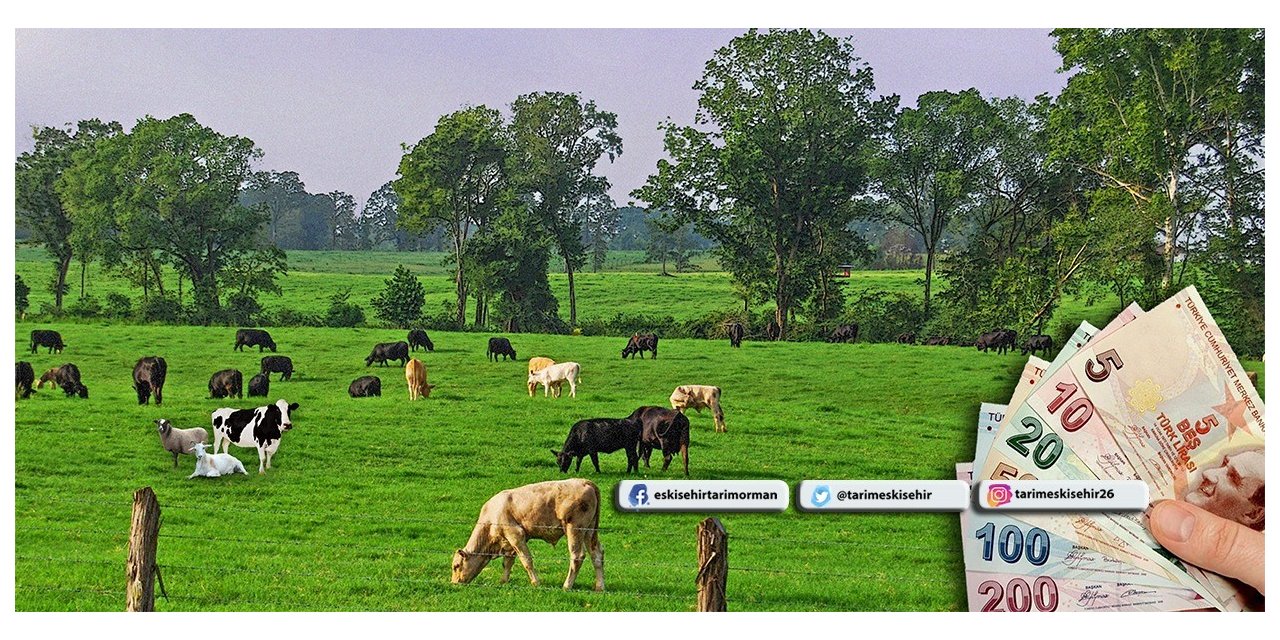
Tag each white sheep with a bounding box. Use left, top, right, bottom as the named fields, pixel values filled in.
left=155, top=419, right=209, bottom=468
left=187, top=442, right=248, bottom=479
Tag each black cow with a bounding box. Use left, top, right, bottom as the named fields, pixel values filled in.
left=551, top=417, right=642, bottom=474
left=1022, top=334, right=1054, bottom=356
left=726, top=322, right=745, bottom=348
left=235, top=328, right=277, bottom=353
left=366, top=341, right=410, bottom=367
left=53, top=363, right=88, bottom=398
left=29, top=329, right=65, bottom=354
left=261, top=356, right=294, bottom=381
left=828, top=324, right=859, bottom=343
left=349, top=376, right=382, bottom=398
left=16, top=361, right=35, bottom=399
left=247, top=373, right=270, bottom=397
left=629, top=406, right=690, bottom=476
left=132, top=356, right=167, bottom=405
left=621, top=333, right=658, bottom=359
left=977, top=328, right=1017, bottom=355
left=897, top=332, right=916, bottom=344
left=487, top=337, right=517, bottom=362
left=924, top=336, right=951, bottom=346
left=764, top=320, right=781, bottom=341
left=408, top=329, right=434, bottom=352
left=209, top=369, right=244, bottom=399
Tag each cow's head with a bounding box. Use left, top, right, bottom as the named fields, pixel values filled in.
left=266, top=338, right=277, bottom=352
left=451, top=548, right=488, bottom=584
left=551, top=449, right=573, bottom=473
left=77, top=385, right=89, bottom=399
left=276, top=399, right=299, bottom=431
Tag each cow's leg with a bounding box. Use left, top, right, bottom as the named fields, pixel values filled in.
left=641, top=445, right=652, bottom=467
left=575, top=456, right=583, bottom=472
left=661, top=450, right=673, bottom=472
left=589, top=452, right=600, bottom=473
left=501, top=554, right=515, bottom=584
left=589, top=531, right=605, bottom=591
left=567, top=378, right=575, bottom=398
left=155, top=387, right=162, bottom=406
left=257, top=447, right=266, bottom=474
left=507, top=536, right=540, bottom=587
left=682, top=443, right=689, bottom=476
left=626, top=446, right=639, bottom=473
left=563, top=525, right=586, bottom=590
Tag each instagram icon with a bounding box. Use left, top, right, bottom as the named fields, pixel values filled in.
left=986, top=483, right=1013, bottom=508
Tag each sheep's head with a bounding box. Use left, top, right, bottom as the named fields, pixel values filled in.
left=155, top=419, right=171, bottom=436
left=188, top=442, right=209, bottom=456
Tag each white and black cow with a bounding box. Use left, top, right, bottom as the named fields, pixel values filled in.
left=210, top=399, right=299, bottom=475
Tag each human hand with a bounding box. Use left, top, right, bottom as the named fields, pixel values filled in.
left=1150, top=499, right=1265, bottom=596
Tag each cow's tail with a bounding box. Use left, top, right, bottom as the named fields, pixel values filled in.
left=587, top=480, right=602, bottom=545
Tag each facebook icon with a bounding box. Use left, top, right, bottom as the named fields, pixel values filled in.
left=628, top=483, right=650, bottom=507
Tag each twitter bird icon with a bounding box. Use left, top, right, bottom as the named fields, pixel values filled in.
left=811, top=485, right=831, bottom=507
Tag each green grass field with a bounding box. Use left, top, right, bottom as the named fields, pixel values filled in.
left=16, top=245, right=1119, bottom=330
left=13, top=322, right=1266, bottom=611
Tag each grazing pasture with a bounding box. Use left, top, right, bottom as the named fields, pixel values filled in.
left=15, top=322, right=1263, bottom=611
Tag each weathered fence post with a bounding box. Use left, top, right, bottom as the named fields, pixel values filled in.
left=126, top=487, right=161, bottom=611
left=696, top=517, right=727, bottom=612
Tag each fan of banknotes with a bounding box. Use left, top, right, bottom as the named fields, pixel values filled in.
left=958, top=286, right=1265, bottom=612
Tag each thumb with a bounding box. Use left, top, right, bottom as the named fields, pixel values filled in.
left=1149, top=500, right=1265, bottom=596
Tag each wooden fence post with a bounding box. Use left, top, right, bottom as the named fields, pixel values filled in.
left=126, top=487, right=161, bottom=612
left=696, top=517, right=727, bottom=612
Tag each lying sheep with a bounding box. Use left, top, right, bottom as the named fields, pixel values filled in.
left=155, top=418, right=209, bottom=468
left=187, top=442, right=248, bottom=479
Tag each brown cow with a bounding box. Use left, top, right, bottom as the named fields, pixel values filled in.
left=405, top=358, right=434, bottom=400
left=527, top=357, right=556, bottom=397
left=37, top=368, right=60, bottom=390
left=669, top=384, right=726, bottom=432
left=451, top=479, right=604, bottom=591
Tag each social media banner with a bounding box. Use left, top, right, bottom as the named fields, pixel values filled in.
left=798, top=480, right=970, bottom=512
left=977, top=480, right=1150, bottom=512
left=615, top=480, right=789, bottom=512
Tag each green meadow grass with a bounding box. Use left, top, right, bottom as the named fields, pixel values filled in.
left=17, top=246, right=1121, bottom=329
left=13, top=322, right=1266, bottom=611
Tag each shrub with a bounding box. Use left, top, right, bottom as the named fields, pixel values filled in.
left=104, top=293, right=134, bottom=319
left=267, top=307, right=321, bottom=327
left=371, top=265, right=426, bottom=328
left=839, top=289, right=928, bottom=343
left=67, top=295, right=102, bottom=319
left=324, top=289, right=366, bottom=328
left=16, top=275, right=30, bottom=316
left=224, top=292, right=263, bottom=326
left=141, top=295, right=183, bottom=324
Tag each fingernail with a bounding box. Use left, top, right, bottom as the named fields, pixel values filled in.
left=1153, top=501, right=1195, bottom=543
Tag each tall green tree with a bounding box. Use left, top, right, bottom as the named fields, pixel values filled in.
left=327, top=191, right=358, bottom=249
left=395, top=106, right=508, bottom=327
left=509, top=91, right=622, bottom=327
left=246, top=170, right=308, bottom=247
left=633, top=29, right=883, bottom=338
left=58, top=113, right=268, bottom=318
left=868, top=89, right=997, bottom=313
left=15, top=119, right=122, bottom=310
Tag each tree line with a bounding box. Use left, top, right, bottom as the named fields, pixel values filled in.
left=14, top=28, right=1264, bottom=354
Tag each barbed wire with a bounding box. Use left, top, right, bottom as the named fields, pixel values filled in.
left=730, top=565, right=954, bottom=586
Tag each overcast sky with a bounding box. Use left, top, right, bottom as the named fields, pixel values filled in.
left=16, top=29, right=1069, bottom=208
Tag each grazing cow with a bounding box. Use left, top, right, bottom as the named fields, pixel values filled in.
left=998, top=328, right=1018, bottom=354
left=53, top=363, right=88, bottom=398
left=828, top=323, right=859, bottom=343
left=208, top=369, right=244, bottom=399
left=29, top=329, right=65, bottom=354
left=488, top=337, right=517, bottom=362
left=552, top=417, right=642, bottom=474
left=210, top=398, right=300, bottom=474
left=451, top=479, right=604, bottom=591
left=408, top=329, right=434, bottom=352
left=897, top=332, right=916, bottom=344
left=669, top=384, right=726, bottom=433
left=529, top=362, right=581, bottom=399
left=260, top=356, right=293, bottom=381
left=247, top=373, right=270, bottom=397
left=764, top=319, right=781, bottom=341
left=977, top=329, right=1016, bottom=355
left=132, top=356, right=167, bottom=405
left=527, top=357, right=556, bottom=397
left=234, top=328, right=277, bottom=352
left=16, top=361, right=35, bottom=399
left=365, top=341, right=410, bottom=367
left=1022, top=334, right=1054, bottom=356
left=405, top=358, right=434, bottom=400
left=621, top=333, right=658, bottom=359
left=726, top=322, right=745, bottom=348
left=629, top=406, right=690, bottom=476
left=924, top=336, right=947, bottom=346
left=37, top=368, right=60, bottom=389
left=349, top=376, right=382, bottom=398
